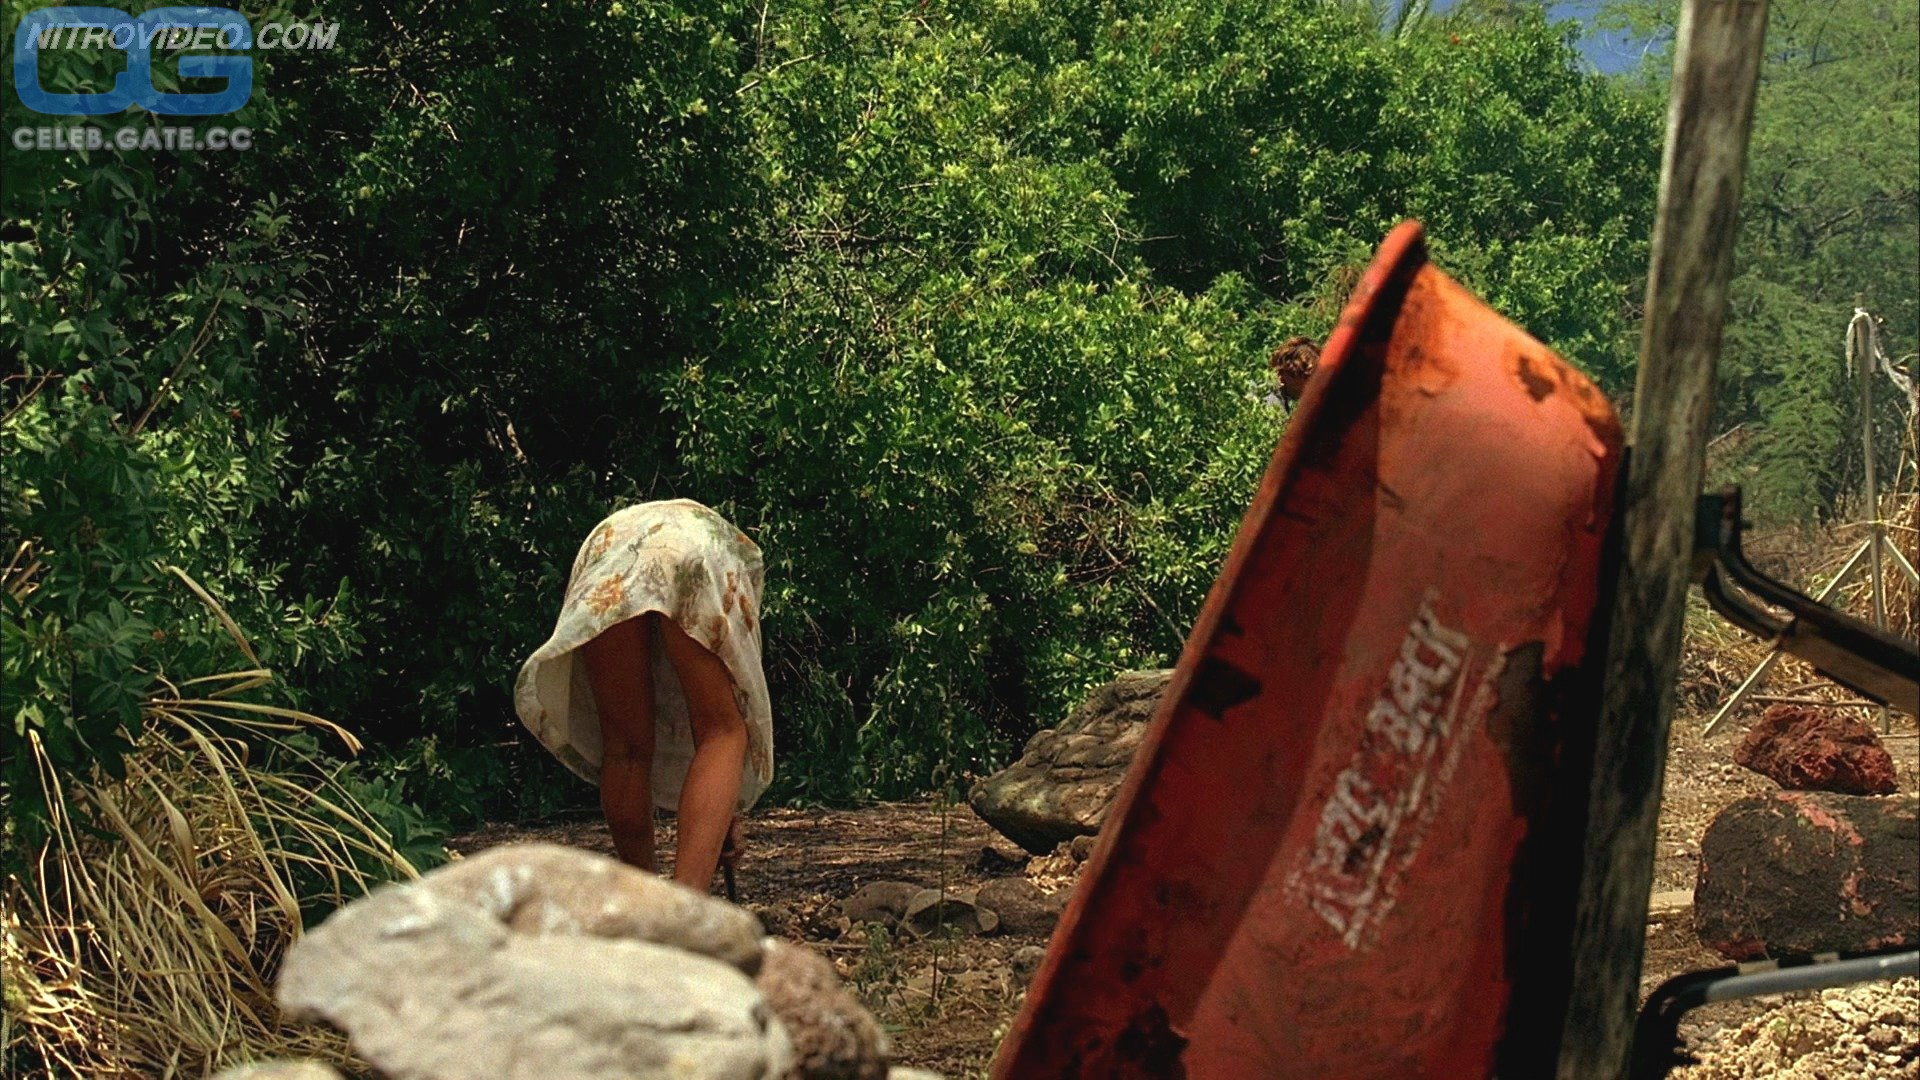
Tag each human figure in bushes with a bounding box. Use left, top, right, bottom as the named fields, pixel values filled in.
left=1268, top=336, right=1321, bottom=412
left=514, top=500, right=772, bottom=895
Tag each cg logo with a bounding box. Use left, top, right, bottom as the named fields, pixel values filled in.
left=13, top=6, right=252, bottom=116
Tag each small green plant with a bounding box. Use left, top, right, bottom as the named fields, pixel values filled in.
left=852, top=921, right=900, bottom=999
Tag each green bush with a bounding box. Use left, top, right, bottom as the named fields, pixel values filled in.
left=1, top=7, right=354, bottom=839
left=6, top=0, right=1663, bottom=825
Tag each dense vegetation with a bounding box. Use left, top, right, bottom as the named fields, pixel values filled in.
left=3, top=0, right=1907, bottom=847
left=1716, top=0, right=1918, bottom=513
left=1603, top=0, right=1918, bottom=514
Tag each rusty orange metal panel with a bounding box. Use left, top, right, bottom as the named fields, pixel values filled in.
left=992, top=221, right=1625, bottom=1079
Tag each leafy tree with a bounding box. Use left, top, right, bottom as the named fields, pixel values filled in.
left=955, top=0, right=1659, bottom=381
left=2, top=2, right=354, bottom=841
left=1732, top=0, right=1917, bottom=519
left=667, top=0, right=1658, bottom=799
left=235, top=0, right=771, bottom=818
left=6, top=0, right=1665, bottom=825
left=1606, top=0, right=1919, bottom=520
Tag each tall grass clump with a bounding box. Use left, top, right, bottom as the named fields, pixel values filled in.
left=2, top=570, right=418, bottom=1078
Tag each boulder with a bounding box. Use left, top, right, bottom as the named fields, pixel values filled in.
left=1695, top=792, right=1918, bottom=961
left=422, top=842, right=765, bottom=972
left=278, top=844, right=794, bottom=1080
left=1009, top=945, right=1048, bottom=979
left=208, top=1064, right=346, bottom=1080
left=975, top=878, right=1064, bottom=937
left=901, top=889, right=998, bottom=938
left=1734, top=703, right=1899, bottom=795
left=840, top=881, right=922, bottom=930
left=969, top=669, right=1171, bottom=853
left=755, top=940, right=889, bottom=1080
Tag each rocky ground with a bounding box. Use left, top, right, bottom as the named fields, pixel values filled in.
left=453, top=804, right=1027, bottom=1077
left=1650, top=705, right=1919, bottom=1080
left=451, top=705, right=1918, bottom=1078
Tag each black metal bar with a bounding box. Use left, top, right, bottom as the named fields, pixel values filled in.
left=1694, top=490, right=1919, bottom=715
left=1630, top=948, right=1920, bottom=1079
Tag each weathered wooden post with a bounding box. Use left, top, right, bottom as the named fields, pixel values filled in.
left=1557, top=0, right=1772, bottom=1076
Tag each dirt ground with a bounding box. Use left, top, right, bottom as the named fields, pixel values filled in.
left=452, top=698, right=1919, bottom=1078
left=453, top=802, right=1022, bottom=1076
left=1648, top=695, right=1919, bottom=1079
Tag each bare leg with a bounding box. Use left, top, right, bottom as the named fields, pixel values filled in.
left=580, top=615, right=658, bottom=871
left=658, top=617, right=747, bottom=892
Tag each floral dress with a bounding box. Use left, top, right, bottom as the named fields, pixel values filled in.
left=515, top=499, right=773, bottom=811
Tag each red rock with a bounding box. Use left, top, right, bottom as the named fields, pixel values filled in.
left=1733, top=703, right=1899, bottom=795
left=1695, top=792, right=1918, bottom=961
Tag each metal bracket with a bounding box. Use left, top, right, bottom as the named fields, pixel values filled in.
left=1693, top=490, right=1919, bottom=716
left=1630, top=948, right=1920, bottom=1079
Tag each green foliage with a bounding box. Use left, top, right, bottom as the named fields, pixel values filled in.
left=659, top=0, right=1656, bottom=799
left=2, top=2, right=359, bottom=839
left=1732, top=0, right=1918, bottom=520
left=234, top=0, right=773, bottom=809
left=988, top=0, right=1657, bottom=383
left=1609, top=0, right=1918, bottom=520
left=344, top=734, right=512, bottom=838
left=2, top=0, right=766, bottom=831
left=6, top=0, right=1663, bottom=822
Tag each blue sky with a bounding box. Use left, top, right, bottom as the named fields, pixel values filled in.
left=1424, top=0, right=1665, bottom=75
left=1550, top=0, right=1663, bottom=74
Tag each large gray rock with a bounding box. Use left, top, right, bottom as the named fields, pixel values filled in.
left=901, top=889, right=997, bottom=938
left=278, top=844, right=794, bottom=1080
left=968, top=669, right=1171, bottom=853
left=839, top=881, right=922, bottom=931
left=207, top=1064, right=345, bottom=1080
left=975, top=878, right=1063, bottom=937
left=755, top=940, right=889, bottom=1080
left=422, top=842, right=765, bottom=972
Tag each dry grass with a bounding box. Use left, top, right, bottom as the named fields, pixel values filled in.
left=1, top=571, right=419, bottom=1079
left=1680, top=490, right=1918, bottom=723
left=1870, top=490, right=1917, bottom=639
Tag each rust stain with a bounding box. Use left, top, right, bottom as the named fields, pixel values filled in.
left=1404, top=339, right=1462, bottom=396
left=1514, top=353, right=1556, bottom=402
left=1187, top=657, right=1261, bottom=720
left=1114, top=1004, right=1189, bottom=1076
